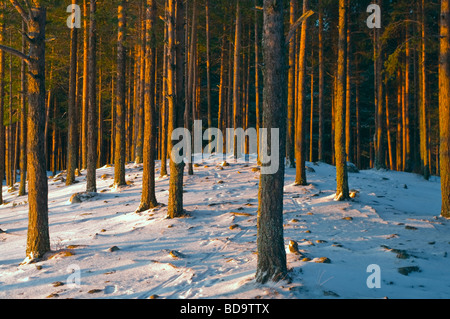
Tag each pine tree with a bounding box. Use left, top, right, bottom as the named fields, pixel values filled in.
left=440, top=0, right=450, bottom=218
left=256, top=0, right=287, bottom=284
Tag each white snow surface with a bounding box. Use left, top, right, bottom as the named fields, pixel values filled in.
left=1, top=154, right=449, bottom=299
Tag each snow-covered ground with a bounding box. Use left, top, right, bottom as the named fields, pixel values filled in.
left=0, top=155, right=449, bottom=299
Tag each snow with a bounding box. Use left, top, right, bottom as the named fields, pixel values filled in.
left=0, top=154, right=449, bottom=299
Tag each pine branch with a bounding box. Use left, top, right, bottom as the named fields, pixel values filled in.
left=285, top=10, right=315, bottom=46
left=0, top=44, right=32, bottom=65
left=9, top=0, right=30, bottom=22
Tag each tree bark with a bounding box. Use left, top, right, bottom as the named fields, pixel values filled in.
left=335, top=0, right=350, bottom=201
left=286, top=0, right=296, bottom=168
left=19, top=20, right=27, bottom=196
left=167, top=0, right=186, bottom=219
left=66, top=0, right=78, bottom=186
left=440, top=0, right=450, bottom=218
left=295, top=0, right=308, bottom=186
left=138, top=0, right=158, bottom=211
left=256, top=0, right=287, bottom=284
left=81, top=0, right=88, bottom=170
left=233, top=0, right=241, bottom=159
left=25, top=4, right=50, bottom=259
left=0, top=3, right=5, bottom=204
left=318, top=0, right=324, bottom=163
left=86, top=0, right=97, bottom=193
left=114, top=0, right=127, bottom=188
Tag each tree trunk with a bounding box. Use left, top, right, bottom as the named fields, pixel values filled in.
left=335, top=0, right=350, bottom=201
left=160, top=11, right=168, bottom=177
left=440, top=0, right=450, bottom=218
left=286, top=0, right=296, bottom=168
left=97, top=38, right=103, bottom=168
left=138, top=0, right=158, bottom=211
left=19, top=20, right=27, bottom=196
left=167, top=0, right=186, bottom=219
left=233, top=0, right=241, bottom=159
left=114, top=0, right=127, bottom=188
left=26, top=5, right=50, bottom=259
left=420, top=0, right=430, bottom=180
left=81, top=0, right=88, bottom=170
left=374, top=0, right=385, bottom=170
left=346, top=2, right=352, bottom=164
left=86, top=0, right=97, bottom=193
left=318, top=0, right=324, bottom=163
left=309, top=60, right=314, bottom=163
left=205, top=0, right=212, bottom=139
left=295, top=0, right=308, bottom=186
left=66, top=0, right=78, bottom=186
left=0, top=4, right=5, bottom=204
left=256, top=0, right=287, bottom=284
left=254, top=0, right=261, bottom=163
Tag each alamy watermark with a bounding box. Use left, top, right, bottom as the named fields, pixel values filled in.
left=171, top=120, right=280, bottom=175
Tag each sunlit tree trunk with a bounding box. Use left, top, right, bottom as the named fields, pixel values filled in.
left=440, top=0, right=450, bottom=218
left=138, top=0, right=158, bottom=211
left=295, top=0, right=308, bottom=186
left=86, top=0, right=97, bottom=193
left=66, top=0, right=78, bottom=186
left=286, top=0, right=296, bottom=168
left=114, top=0, right=127, bottom=188
left=335, top=0, right=350, bottom=201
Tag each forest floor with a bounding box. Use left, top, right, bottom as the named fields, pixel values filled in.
left=0, top=154, right=449, bottom=299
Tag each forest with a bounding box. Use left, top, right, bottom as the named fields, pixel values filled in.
left=0, top=0, right=450, bottom=300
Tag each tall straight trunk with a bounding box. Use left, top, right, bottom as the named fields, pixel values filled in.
left=254, top=0, right=261, bottom=163
left=233, top=0, right=241, bottom=159
left=26, top=4, right=50, bottom=259
left=160, top=11, right=168, bottom=177
left=244, top=38, right=250, bottom=156
left=114, top=0, right=127, bottom=187
left=256, top=0, right=287, bottom=285
left=420, top=0, right=429, bottom=180
left=0, top=4, right=5, bottom=204
left=440, top=0, right=450, bottom=218
left=51, top=98, right=57, bottom=175
left=81, top=0, right=88, bottom=170
left=318, top=0, right=324, bottom=162
left=205, top=0, right=212, bottom=136
left=97, top=38, right=103, bottom=168
left=345, top=2, right=351, bottom=163
left=44, top=56, right=52, bottom=170
left=335, top=0, right=350, bottom=201
left=86, top=0, right=97, bottom=193
left=404, top=23, right=412, bottom=172
left=217, top=26, right=226, bottom=153
left=66, top=0, right=78, bottom=185
left=286, top=0, right=296, bottom=168
left=167, top=0, right=186, bottom=219
left=309, top=60, right=314, bottom=163
left=138, top=0, right=158, bottom=211
left=374, top=0, right=384, bottom=170
left=385, top=73, right=394, bottom=170
left=135, top=2, right=146, bottom=164
left=7, top=39, right=12, bottom=187
left=186, top=0, right=197, bottom=175
left=227, top=40, right=233, bottom=151
left=295, top=0, right=308, bottom=186
left=19, top=20, right=27, bottom=196
left=110, top=75, right=115, bottom=164
left=397, top=68, right=403, bottom=171
left=355, top=74, right=361, bottom=169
